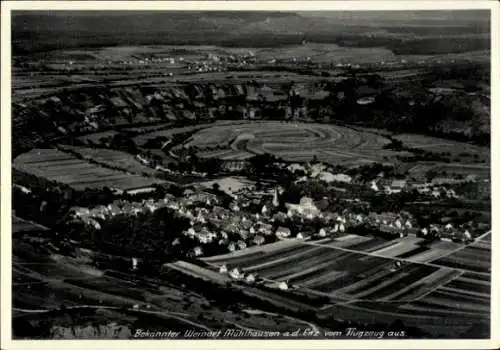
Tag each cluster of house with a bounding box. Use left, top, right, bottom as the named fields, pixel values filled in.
left=119, top=56, right=183, bottom=65
left=111, top=51, right=256, bottom=72
left=370, top=177, right=459, bottom=198
left=185, top=52, right=257, bottom=73
left=180, top=204, right=277, bottom=257
left=187, top=62, right=226, bottom=73
left=67, top=176, right=482, bottom=259
left=228, top=185, right=417, bottom=238
left=66, top=189, right=277, bottom=256
left=419, top=223, right=475, bottom=243
left=67, top=196, right=176, bottom=229
left=288, top=163, right=353, bottom=185
left=286, top=161, right=474, bottom=201
left=217, top=264, right=290, bottom=290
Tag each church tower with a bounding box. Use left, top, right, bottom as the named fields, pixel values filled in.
left=272, top=187, right=280, bottom=208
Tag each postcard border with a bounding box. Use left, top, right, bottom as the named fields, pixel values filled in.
left=1, top=1, right=499, bottom=350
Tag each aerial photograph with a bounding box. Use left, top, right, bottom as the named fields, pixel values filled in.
left=8, top=8, right=492, bottom=340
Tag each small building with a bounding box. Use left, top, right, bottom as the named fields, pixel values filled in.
left=258, top=223, right=274, bottom=236
left=186, top=228, right=196, bottom=237
left=237, top=240, right=247, bottom=250
left=370, top=180, right=380, bottom=192
left=320, top=172, right=352, bottom=184
left=273, top=212, right=288, bottom=223
left=357, top=96, right=375, bottom=105
left=245, top=273, right=256, bottom=283
left=261, top=205, right=269, bottom=215
left=391, top=179, right=407, bottom=191
left=253, top=235, right=265, bottom=246
left=276, top=226, right=292, bottom=239
left=285, top=196, right=320, bottom=218
left=463, top=230, right=472, bottom=242
left=229, top=267, right=242, bottom=280
left=394, top=219, right=402, bottom=229
left=193, top=246, right=203, bottom=257
left=278, top=281, right=288, bottom=291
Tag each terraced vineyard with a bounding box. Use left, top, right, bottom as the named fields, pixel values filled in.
left=179, top=121, right=401, bottom=164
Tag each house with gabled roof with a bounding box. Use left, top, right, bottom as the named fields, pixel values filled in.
left=276, top=226, right=291, bottom=239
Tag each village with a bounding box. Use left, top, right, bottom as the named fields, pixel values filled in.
left=66, top=157, right=484, bottom=262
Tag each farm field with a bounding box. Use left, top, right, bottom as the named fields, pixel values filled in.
left=58, top=144, right=156, bottom=176
left=201, top=233, right=490, bottom=335
left=179, top=121, right=403, bottom=165
left=394, top=133, right=489, bottom=161
left=406, top=161, right=491, bottom=180
left=429, top=232, right=491, bottom=274
left=432, top=163, right=491, bottom=178
left=252, top=43, right=395, bottom=63
left=399, top=50, right=491, bottom=64
left=266, top=233, right=461, bottom=265
left=402, top=270, right=490, bottom=317
left=203, top=235, right=469, bottom=299
left=13, top=148, right=167, bottom=191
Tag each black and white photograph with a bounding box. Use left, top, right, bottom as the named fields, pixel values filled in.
left=1, top=1, right=498, bottom=348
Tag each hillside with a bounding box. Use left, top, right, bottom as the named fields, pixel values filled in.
left=12, top=69, right=490, bottom=158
